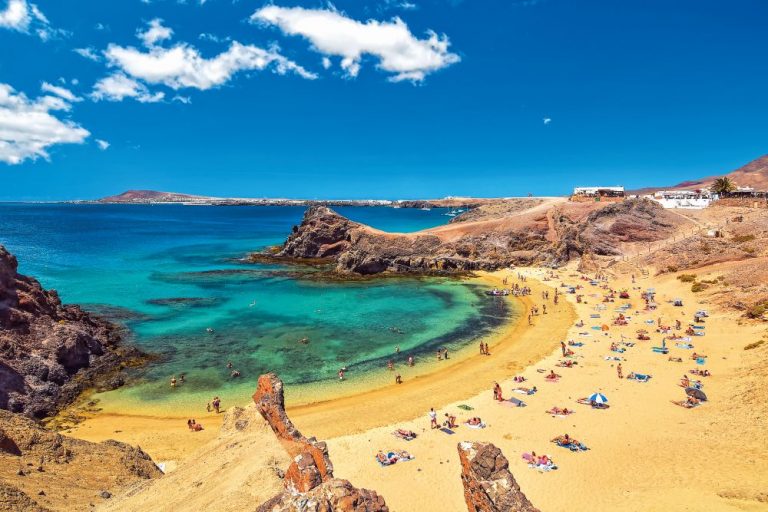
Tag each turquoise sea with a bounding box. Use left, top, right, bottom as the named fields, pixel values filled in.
left=0, top=204, right=514, bottom=413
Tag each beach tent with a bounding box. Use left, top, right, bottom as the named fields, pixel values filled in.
left=685, top=387, right=707, bottom=401
left=588, top=392, right=608, bottom=404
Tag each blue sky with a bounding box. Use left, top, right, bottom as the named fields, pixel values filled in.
left=1, top=0, right=766, bottom=200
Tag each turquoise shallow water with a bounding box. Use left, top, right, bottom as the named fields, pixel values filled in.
left=0, top=204, right=514, bottom=412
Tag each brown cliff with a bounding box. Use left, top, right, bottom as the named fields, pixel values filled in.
left=0, top=409, right=160, bottom=512
left=1, top=245, right=144, bottom=418
left=457, top=441, right=539, bottom=512
left=255, top=199, right=687, bottom=275
left=253, top=373, right=388, bottom=512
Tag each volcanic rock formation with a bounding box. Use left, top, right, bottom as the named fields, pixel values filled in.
left=258, top=199, right=685, bottom=275
left=253, top=373, right=388, bottom=512
left=457, top=441, right=540, bottom=512
left=1, top=245, right=143, bottom=418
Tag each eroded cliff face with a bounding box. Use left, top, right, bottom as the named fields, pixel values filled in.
left=0, top=409, right=160, bottom=512
left=259, top=199, right=686, bottom=276
left=457, top=441, right=540, bottom=512
left=253, top=373, right=389, bottom=512
left=0, top=245, right=142, bottom=418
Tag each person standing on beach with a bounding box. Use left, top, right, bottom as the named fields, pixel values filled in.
left=429, top=408, right=438, bottom=429
left=617, top=363, right=623, bottom=379
left=395, top=373, right=402, bottom=384
left=212, top=396, right=221, bottom=413
left=170, top=376, right=177, bottom=388
left=338, top=369, right=345, bottom=380
left=561, top=341, right=567, bottom=357
left=443, top=348, right=449, bottom=360
left=408, top=355, right=414, bottom=367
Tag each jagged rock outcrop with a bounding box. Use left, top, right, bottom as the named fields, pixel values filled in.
left=253, top=373, right=388, bottom=512
left=457, top=442, right=539, bottom=512
left=0, top=409, right=160, bottom=511
left=0, top=245, right=143, bottom=418
left=254, top=199, right=687, bottom=275
left=553, top=199, right=679, bottom=260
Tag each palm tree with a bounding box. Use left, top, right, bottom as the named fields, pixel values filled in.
left=710, top=176, right=736, bottom=195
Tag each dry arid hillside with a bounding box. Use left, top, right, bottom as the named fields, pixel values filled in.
left=0, top=409, right=161, bottom=512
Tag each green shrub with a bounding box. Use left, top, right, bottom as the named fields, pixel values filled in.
left=744, top=339, right=766, bottom=350
left=745, top=302, right=768, bottom=319
left=677, top=274, right=697, bottom=283
left=733, top=234, right=756, bottom=243
left=691, top=282, right=708, bottom=293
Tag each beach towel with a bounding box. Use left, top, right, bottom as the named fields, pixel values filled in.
left=457, top=404, right=474, bottom=411
left=652, top=347, right=669, bottom=354
left=676, top=343, right=694, bottom=349
left=696, top=357, right=706, bottom=365
left=590, top=314, right=601, bottom=318
left=440, top=427, right=455, bottom=435
left=570, top=342, right=584, bottom=347
left=628, top=373, right=651, bottom=382
left=513, top=388, right=535, bottom=395
left=501, top=397, right=526, bottom=407
left=604, top=356, right=623, bottom=361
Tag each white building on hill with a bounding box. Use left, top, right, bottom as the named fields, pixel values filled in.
left=649, top=190, right=714, bottom=209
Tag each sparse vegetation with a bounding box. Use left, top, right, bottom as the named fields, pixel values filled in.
left=677, top=274, right=697, bottom=283
left=691, top=282, right=708, bottom=293
left=744, top=339, right=766, bottom=350
left=745, top=301, right=768, bottom=319
left=733, top=234, right=755, bottom=243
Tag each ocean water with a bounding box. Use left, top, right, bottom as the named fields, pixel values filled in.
left=0, top=204, right=514, bottom=413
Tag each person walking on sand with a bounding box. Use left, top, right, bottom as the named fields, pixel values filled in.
left=443, top=348, right=449, bottom=360
left=429, top=408, right=438, bottom=429
left=617, top=363, right=623, bottom=379
left=561, top=341, right=567, bottom=357
left=212, top=396, right=221, bottom=413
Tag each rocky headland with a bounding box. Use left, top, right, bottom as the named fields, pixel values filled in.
left=0, top=245, right=144, bottom=419
left=251, top=198, right=686, bottom=275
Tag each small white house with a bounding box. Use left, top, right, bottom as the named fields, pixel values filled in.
left=649, top=190, right=714, bottom=209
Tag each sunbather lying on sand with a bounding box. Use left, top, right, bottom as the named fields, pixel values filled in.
left=394, top=429, right=416, bottom=440
left=546, top=407, right=573, bottom=415
left=466, top=417, right=484, bottom=426
left=576, top=398, right=609, bottom=409
left=668, top=357, right=683, bottom=362
left=545, top=371, right=560, bottom=380
left=513, top=386, right=537, bottom=395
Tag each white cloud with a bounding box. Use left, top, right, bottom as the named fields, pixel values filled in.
left=321, top=56, right=331, bottom=69
left=543, top=117, right=551, bottom=125
left=0, top=0, right=60, bottom=39
left=41, top=82, right=81, bottom=103
left=95, top=139, right=110, bottom=150
left=90, top=73, right=165, bottom=103
left=251, top=6, right=460, bottom=82
left=103, top=40, right=317, bottom=91
left=138, top=18, right=173, bottom=47
left=0, top=82, right=89, bottom=164
left=74, top=47, right=101, bottom=61
left=0, top=0, right=29, bottom=31
left=172, top=95, right=191, bottom=104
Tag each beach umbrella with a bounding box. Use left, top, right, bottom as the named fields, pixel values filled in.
left=685, top=387, right=707, bottom=401
left=588, top=392, right=608, bottom=404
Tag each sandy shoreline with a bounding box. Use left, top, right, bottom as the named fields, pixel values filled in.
left=64, top=271, right=568, bottom=459
left=67, top=267, right=768, bottom=511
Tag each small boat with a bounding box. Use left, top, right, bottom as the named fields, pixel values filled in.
left=420, top=207, right=432, bottom=211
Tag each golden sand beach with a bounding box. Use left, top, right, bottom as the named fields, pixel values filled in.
left=67, top=267, right=768, bottom=511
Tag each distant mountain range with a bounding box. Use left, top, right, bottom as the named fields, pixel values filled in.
left=93, top=154, right=768, bottom=204
left=632, top=154, right=768, bottom=194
